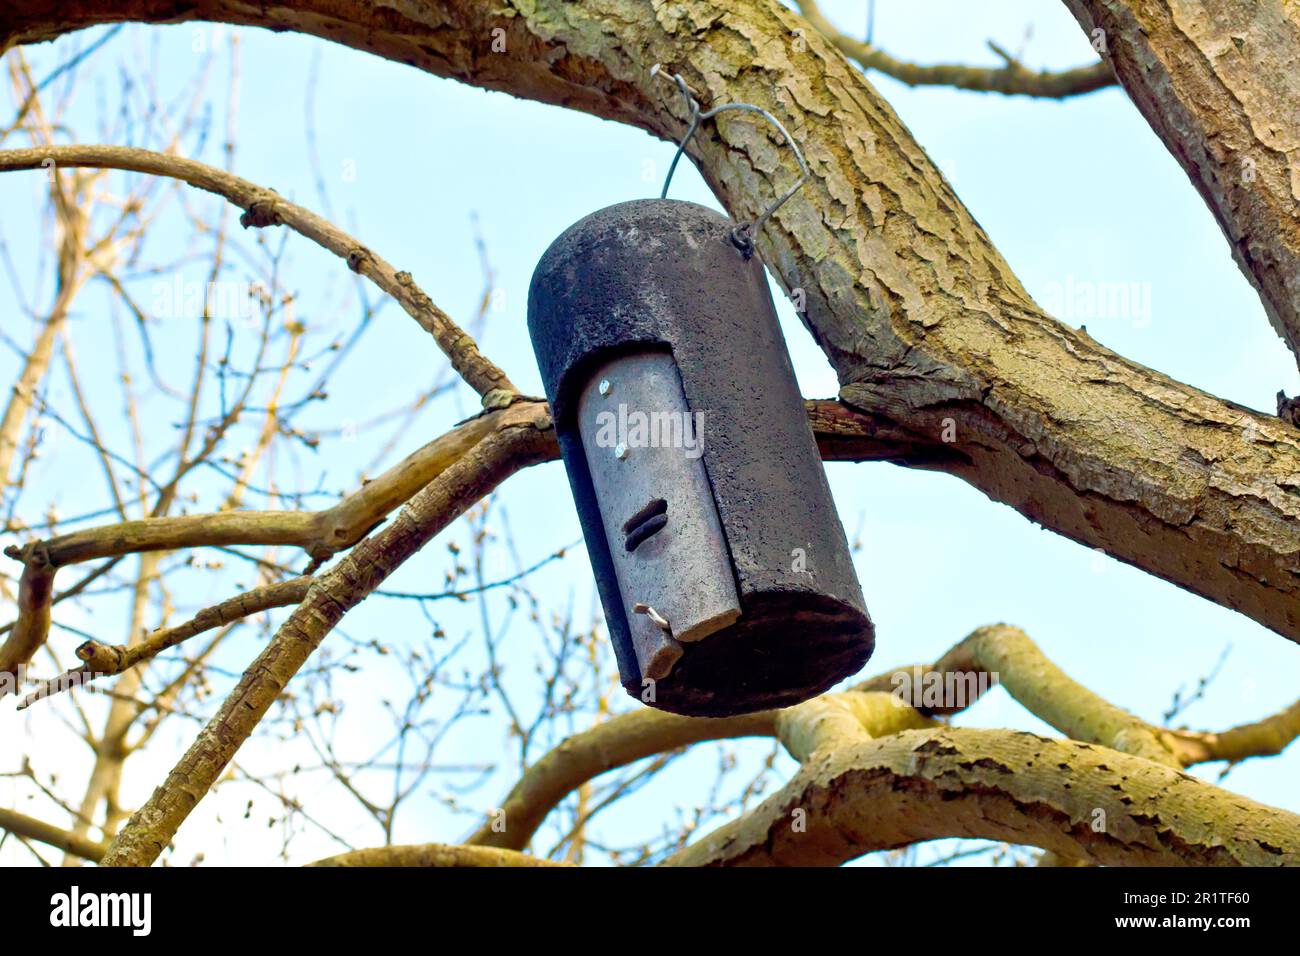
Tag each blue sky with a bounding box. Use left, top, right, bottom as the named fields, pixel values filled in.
left=1, top=1, right=1296, bottom=865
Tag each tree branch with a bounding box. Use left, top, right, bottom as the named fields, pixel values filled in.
left=0, top=406, right=509, bottom=683
left=1168, top=700, right=1300, bottom=767
left=307, top=844, right=568, bottom=867
left=0, top=145, right=518, bottom=402
left=773, top=690, right=936, bottom=762
left=0, top=806, right=107, bottom=862
left=99, top=400, right=554, bottom=866
left=17, top=575, right=313, bottom=709
left=0, top=553, right=53, bottom=687
left=1062, top=0, right=1300, bottom=370
left=858, top=624, right=1300, bottom=769
left=796, top=0, right=1115, bottom=98
left=0, top=395, right=952, bottom=686
left=5, top=2, right=1298, bottom=648
left=472, top=625, right=1298, bottom=863
left=3, top=403, right=504, bottom=569
left=664, top=725, right=1300, bottom=866
left=468, top=707, right=779, bottom=852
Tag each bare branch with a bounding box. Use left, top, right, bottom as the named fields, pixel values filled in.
left=0, top=145, right=518, bottom=402
left=99, top=400, right=554, bottom=866
left=1169, top=700, right=1300, bottom=767
left=796, top=0, right=1115, bottom=98
left=0, top=397, right=945, bottom=683
left=0, top=407, right=510, bottom=680
left=17, top=575, right=313, bottom=708
left=477, top=626, right=1299, bottom=857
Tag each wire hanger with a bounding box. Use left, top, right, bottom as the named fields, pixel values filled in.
left=651, top=64, right=809, bottom=257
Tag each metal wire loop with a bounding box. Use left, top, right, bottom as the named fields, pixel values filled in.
left=650, top=64, right=809, bottom=256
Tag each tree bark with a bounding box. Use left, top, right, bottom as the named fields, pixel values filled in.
left=1063, top=0, right=1300, bottom=369
left=665, top=726, right=1300, bottom=867
left=307, top=844, right=568, bottom=867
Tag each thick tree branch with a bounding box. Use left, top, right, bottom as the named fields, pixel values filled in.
left=886, top=625, right=1181, bottom=766
left=858, top=624, right=1300, bottom=769
left=300, top=702, right=1300, bottom=867
left=665, top=726, right=1300, bottom=866
left=0, top=554, right=54, bottom=688
left=1062, top=0, right=1300, bottom=370
left=473, top=625, right=1298, bottom=864
left=773, top=689, right=936, bottom=762
left=1168, top=700, right=1300, bottom=767
left=4, top=2, right=1298, bottom=647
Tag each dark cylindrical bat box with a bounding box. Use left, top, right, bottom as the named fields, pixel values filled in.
left=527, top=199, right=873, bottom=716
